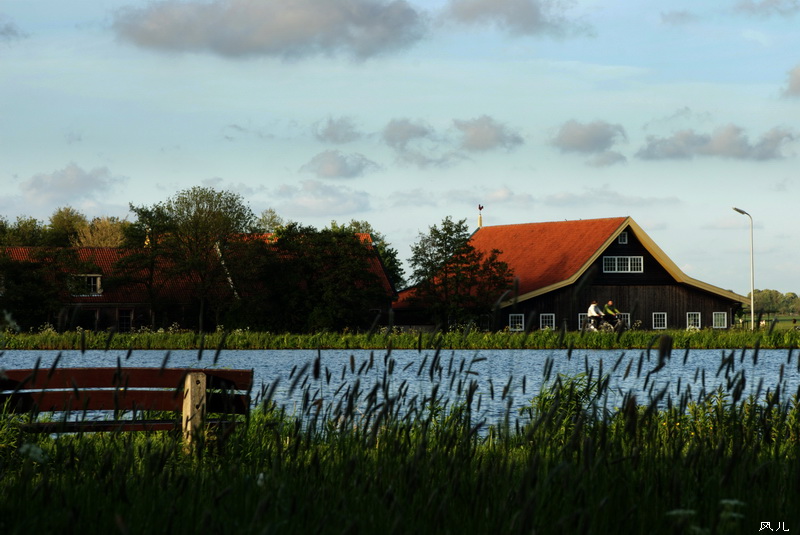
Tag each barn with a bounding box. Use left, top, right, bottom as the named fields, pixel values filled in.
left=396, top=216, right=748, bottom=331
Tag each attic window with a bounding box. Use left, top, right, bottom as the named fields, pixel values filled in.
left=72, top=274, right=103, bottom=296
left=603, top=256, right=643, bottom=273
left=618, top=232, right=628, bottom=244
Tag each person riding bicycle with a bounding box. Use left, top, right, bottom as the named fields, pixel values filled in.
left=603, top=300, right=621, bottom=325
left=587, top=301, right=604, bottom=330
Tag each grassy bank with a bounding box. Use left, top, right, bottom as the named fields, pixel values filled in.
left=1, top=325, right=799, bottom=350
left=1, top=347, right=798, bottom=534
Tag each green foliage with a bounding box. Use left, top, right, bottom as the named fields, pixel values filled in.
left=409, top=216, right=514, bottom=327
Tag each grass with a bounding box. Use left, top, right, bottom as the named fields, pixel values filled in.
left=1, top=339, right=799, bottom=533
left=1, top=323, right=799, bottom=350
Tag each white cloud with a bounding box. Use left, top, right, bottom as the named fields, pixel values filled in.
left=444, top=0, right=584, bottom=36
left=276, top=180, right=370, bottom=215
left=636, top=125, right=795, bottom=160
left=735, top=0, right=800, bottom=16
left=783, top=65, right=800, bottom=97
left=551, top=119, right=627, bottom=153
left=112, top=0, right=426, bottom=60
left=551, top=120, right=627, bottom=166
left=659, top=10, right=699, bottom=25
left=313, top=117, right=363, bottom=144
left=543, top=186, right=681, bottom=207
left=381, top=118, right=460, bottom=168
left=300, top=150, right=380, bottom=178
left=453, top=115, right=524, bottom=152
left=20, top=163, right=127, bottom=207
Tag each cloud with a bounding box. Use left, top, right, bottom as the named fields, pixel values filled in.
left=659, top=10, right=699, bottom=25
left=20, top=163, right=127, bottom=207
left=381, top=118, right=460, bottom=167
left=550, top=120, right=627, bottom=166
left=275, top=180, right=370, bottom=215
left=636, top=125, right=795, bottom=160
left=543, top=186, right=681, bottom=207
left=735, top=0, right=800, bottom=16
left=112, top=0, right=426, bottom=60
left=453, top=115, right=524, bottom=152
left=300, top=150, right=380, bottom=178
left=443, top=0, right=584, bottom=36
left=783, top=65, right=800, bottom=97
left=314, top=117, right=362, bottom=144
left=551, top=120, right=627, bottom=153
left=0, top=16, right=25, bottom=43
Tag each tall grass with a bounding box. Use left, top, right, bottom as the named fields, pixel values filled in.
left=1, top=339, right=799, bottom=533
left=2, top=325, right=799, bottom=350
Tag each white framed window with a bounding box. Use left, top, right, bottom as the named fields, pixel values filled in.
left=508, top=313, right=525, bottom=332
left=540, top=313, right=555, bottom=330
left=687, top=312, right=701, bottom=329
left=652, top=312, right=667, bottom=330
left=602, top=256, right=644, bottom=273
left=618, top=232, right=628, bottom=244
left=712, top=312, right=727, bottom=329
left=578, top=313, right=588, bottom=330
left=72, top=274, right=103, bottom=296
left=617, top=313, right=631, bottom=327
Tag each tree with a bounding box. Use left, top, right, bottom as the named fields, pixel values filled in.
left=273, top=224, right=390, bottom=332
left=45, top=206, right=88, bottom=247
left=72, top=216, right=129, bottom=247
left=255, top=208, right=286, bottom=233
left=329, top=219, right=405, bottom=290
left=408, top=216, right=513, bottom=328
left=5, top=216, right=46, bottom=246
left=129, top=187, right=256, bottom=331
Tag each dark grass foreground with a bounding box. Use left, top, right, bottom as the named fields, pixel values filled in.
left=1, top=345, right=799, bottom=534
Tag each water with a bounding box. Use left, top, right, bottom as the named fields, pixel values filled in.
left=2, top=347, right=797, bottom=428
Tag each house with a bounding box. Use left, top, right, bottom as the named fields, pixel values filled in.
left=1, top=246, right=196, bottom=331
left=395, top=216, right=748, bottom=331
left=1, top=231, right=396, bottom=332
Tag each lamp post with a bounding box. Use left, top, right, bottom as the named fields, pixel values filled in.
left=732, top=207, right=754, bottom=330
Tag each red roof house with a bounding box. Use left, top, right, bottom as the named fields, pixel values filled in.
left=395, top=217, right=747, bottom=331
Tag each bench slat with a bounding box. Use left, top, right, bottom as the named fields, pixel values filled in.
left=1, top=368, right=254, bottom=391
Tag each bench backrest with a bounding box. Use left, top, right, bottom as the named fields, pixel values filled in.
left=0, top=367, right=254, bottom=415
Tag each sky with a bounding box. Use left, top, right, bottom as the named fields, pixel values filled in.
left=1, top=0, right=798, bottom=295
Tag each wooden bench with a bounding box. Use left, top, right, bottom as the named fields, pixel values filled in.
left=0, top=367, right=254, bottom=446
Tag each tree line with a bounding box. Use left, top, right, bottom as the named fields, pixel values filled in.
left=752, top=289, right=800, bottom=316
left=0, top=187, right=515, bottom=333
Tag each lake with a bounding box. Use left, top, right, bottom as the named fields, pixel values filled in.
left=2, top=347, right=798, bottom=427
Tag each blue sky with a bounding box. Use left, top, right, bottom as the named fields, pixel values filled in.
left=2, top=0, right=798, bottom=294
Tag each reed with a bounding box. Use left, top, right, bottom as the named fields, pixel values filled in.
left=2, top=325, right=799, bottom=350
left=1, top=340, right=799, bottom=533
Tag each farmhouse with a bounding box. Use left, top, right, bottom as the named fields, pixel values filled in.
left=396, top=216, right=748, bottom=331
left=0, top=232, right=396, bottom=332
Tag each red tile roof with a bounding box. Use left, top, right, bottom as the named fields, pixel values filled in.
left=468, top=217, right=627, bottom=296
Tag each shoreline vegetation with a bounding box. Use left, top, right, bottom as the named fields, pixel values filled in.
left=2, top=342, right=799, bottom=533
left=1, top=325, right=799, bottom=351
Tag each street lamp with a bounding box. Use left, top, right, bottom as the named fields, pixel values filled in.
left=732, top=207, right=754, bottom=330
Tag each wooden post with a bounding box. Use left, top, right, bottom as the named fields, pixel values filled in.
left=183, top=372, right=207, bottom=449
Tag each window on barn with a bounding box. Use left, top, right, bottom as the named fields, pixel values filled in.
left=686, top=312, right=701, bottom=330
left=540, top=313, right=555, bottom=330
left=71, top=274, right=103, bottom=296
left=602, top=256, right=644, bottom=273
left=508, top=313, right=525, bottom=332
left=712, top=312, right=727, bottom=329
left=578, top=313, right=588, bottom=330
left=617, top=313, right=631, bottom=327
left=652, top=312, right=667, bottom=330
left=118, top=309, right=133, bottom=332
left=618, top=232, right=628, bottom=244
